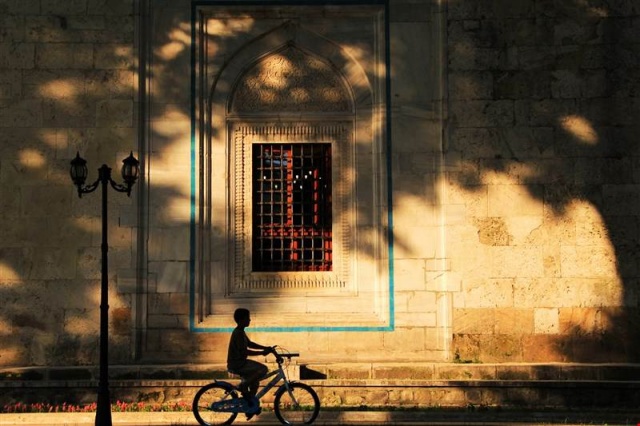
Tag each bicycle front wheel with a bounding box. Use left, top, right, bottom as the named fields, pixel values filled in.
left=274, top=382, right=320, bottom=425
left=192, top=382, right=239, bottom=426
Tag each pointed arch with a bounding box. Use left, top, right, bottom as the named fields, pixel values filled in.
left=229, top=44, right=353, bottom=114
left=209, top=21, right=373, bottom=117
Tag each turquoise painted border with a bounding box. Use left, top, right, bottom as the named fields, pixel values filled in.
left=189, top=0, right=393, bottom=333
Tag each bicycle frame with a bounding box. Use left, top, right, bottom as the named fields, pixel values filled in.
left=217, top=356, right=293, bottom=408
left=257, top=367, right=286, bottom=398
left=254, top=356, right=300, bottom=402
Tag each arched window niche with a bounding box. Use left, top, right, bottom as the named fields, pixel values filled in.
left=193, top=5, right=391, bottom=331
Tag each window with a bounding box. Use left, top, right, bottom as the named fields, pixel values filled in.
left=252, top=143, right=332, bottom=272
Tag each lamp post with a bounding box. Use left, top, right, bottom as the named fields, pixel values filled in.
left=70, top=152, right=139, bottom=426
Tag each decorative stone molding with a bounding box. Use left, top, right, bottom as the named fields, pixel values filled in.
left=230, top=123, right=353, bottom=294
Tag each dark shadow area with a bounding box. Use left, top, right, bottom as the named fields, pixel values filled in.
left=300, top=365, right=328, bottom=380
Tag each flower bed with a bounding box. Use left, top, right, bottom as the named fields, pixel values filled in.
left=2, top=400, right=191, bottom=413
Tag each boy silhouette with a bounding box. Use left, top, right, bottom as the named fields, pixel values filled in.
left=226, top=308, right=274, bottom=418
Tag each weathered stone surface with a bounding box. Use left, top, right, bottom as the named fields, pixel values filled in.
left=534, top=308, right=559, bottom=334
left=0, top=0, right=639, bottom=384
left=450, top=100, right=515, bottom=127
left=474, top=217, right=511, bottom=246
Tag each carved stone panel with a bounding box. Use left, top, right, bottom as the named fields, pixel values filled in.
left=229, top=123, right=353, bottom=294
left=230, top=46, right=352, bottom=113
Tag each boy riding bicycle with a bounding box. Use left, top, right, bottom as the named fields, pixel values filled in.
left=226, top=308, right=275, bottom=418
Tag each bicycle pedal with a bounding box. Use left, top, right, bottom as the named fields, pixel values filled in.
left=247, top=404, right=262, bottom=415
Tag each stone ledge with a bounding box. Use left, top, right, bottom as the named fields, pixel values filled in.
left=2, top=379, right=640, bottom=409
left=2, top=378, right=640, bottom=388
left=3, top=362, right=640, bottom=382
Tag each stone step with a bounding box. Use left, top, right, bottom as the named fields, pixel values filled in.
left=3, top=362, right=640, bottom=381
left=3, top=364, right=640, bottom=410
left=2, top=378, right=640, bottom=410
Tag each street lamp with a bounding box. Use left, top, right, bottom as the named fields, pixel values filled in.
left=70, top=151, right=139, bottom=426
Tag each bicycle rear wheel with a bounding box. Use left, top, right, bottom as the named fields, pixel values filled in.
left=192, top=382, right=239, bottom=426
left=274, top=382, right=320, bottom=425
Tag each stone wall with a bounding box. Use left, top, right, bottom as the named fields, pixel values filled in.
left=446, top=0, right=640, bottom=362
left=0, top=0, right=137, bottom=367
left=0, top=0, right=639, bottom=376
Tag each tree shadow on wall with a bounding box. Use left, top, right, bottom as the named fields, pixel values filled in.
left=448, top=0, right=640, bottom=363
left=2, top=0, right=638, bottom=377
left=0, top=3, right=407, bottom=368
left=0, top=5, right=191, bottom=368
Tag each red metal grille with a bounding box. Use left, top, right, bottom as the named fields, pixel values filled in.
left=252, top=143, right=332, bottom=272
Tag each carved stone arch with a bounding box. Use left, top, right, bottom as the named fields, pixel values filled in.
left=209, top=22, right=373, bottom=116
left=228, top=43, right=353, bottom=114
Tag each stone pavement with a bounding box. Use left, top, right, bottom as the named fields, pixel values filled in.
left=2, top=409, right=640, bottom=425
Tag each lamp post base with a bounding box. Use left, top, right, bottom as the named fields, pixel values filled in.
left=95, top=387, right=112, bottom=426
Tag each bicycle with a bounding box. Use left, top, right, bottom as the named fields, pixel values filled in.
left=192, top=347, right=320, bottom=425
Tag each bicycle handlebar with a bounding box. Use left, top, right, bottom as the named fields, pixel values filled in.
left=271, top=348, right=300, bottom=364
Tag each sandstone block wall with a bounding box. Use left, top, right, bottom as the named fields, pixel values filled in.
left=446, top=0, right=640, bottom=362
left=0, top=0, right=138, bottom=366
left=1, top=0, right=639, bottom=373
